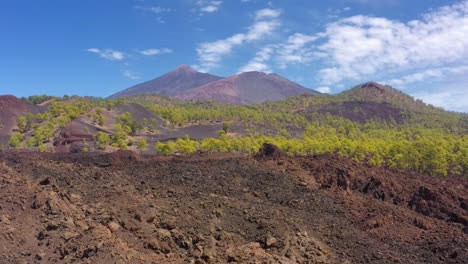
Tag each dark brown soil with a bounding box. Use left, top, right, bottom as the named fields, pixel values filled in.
left=0, top=151, right=466, bottom=263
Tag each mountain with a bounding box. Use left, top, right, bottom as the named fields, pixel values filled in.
left=108, top=65, right=223, bottom=99
left=175, top=71, right=319, bottom=105
left=338, top=82, right=428, bottom=110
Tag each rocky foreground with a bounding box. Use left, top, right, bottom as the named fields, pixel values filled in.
left=0, top=146, right=466, bottom=263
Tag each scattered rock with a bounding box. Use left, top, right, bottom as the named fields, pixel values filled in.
left=62, top=231, right=79, bottom=241
left=36, top=252, right=46, bottom=260
left=107, top=221, right=120, bottom=232
left=265, top=235, right=278, bottom=248
left=255, top=143, right=285, bottom=159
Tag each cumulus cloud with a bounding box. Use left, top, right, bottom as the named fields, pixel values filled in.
left=196, top=8, right=281, bottom=71
left=382, top=65, right=468, bottom=87
left=252, top=0, right=468, bottom=93
left=87, top=48, right=125, bottom=61
left=238, top=46, right=274, bottom=72
left=314, top=1, right=468, bottom=84
left=195, top=1, right=223, bottom=14
left=412, top=86, right=468, bottom=113
left=255, top=8, right=281, bottom=20
left=316, top=87, right=331, bottom=93
left=276, top=33, right=318, bottom=69
left=139, top=48, right=173, bottom=56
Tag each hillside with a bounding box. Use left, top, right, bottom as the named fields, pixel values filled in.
left=108, top=65, right=223, bottom=98
left=338, top=82, right=438, bottom=111
left=175, top=71, right=318, bottom=105
left=2, top=81, right=466, bottom=177
left=0, top=95, right=44, bottom=145
left=109, top=66, right=319, bottom=104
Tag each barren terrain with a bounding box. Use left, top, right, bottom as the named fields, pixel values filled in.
left=0, top=145, right=466, bottom=263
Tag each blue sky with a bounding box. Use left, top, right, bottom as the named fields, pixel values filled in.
left=1, top=0, right=467, bottom=112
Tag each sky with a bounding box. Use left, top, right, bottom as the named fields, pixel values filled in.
left=0, top=0, right=467, bottom=112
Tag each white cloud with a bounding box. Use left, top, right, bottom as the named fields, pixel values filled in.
left=276, top=33, right=318, bottom=68
left=195, top=1, right=223, bottom=14
left=412, top=86, right=468, bottom=113
left=196, top=8, right=281, bottom=71
left=139, top=48, right=173, bottom=56
left=255, top=8, right=281, bottom=20
left=200, top=5, right=219, bottom=13
left=314, top=1, right=468, bottom=85
left=238, top=32, right=317, bottom=73
left=87, top=48, right=125, bottom=61
left=122, top=70, right=140, bottom=80
left=239, top=61, right=271, bottom=72
left=87, top=48, right=100, bottom=53
left=316, top=87, right=331, bottom=93
left=382, top=65, right=468, bottom=87
left=239, top=46, right=274, bottom=73
left=147, top=6, right=171, bottom=14
left=253, top=0, right=468, bottom=90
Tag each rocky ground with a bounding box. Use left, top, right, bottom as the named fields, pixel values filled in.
left=0, top=145, right=466, bottom=263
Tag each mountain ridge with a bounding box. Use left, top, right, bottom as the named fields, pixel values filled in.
left=175, top=71, right=319, bottom=105
left=109, top=65, right=319, bottom=104
left=108, top=65, right=223, bottom=99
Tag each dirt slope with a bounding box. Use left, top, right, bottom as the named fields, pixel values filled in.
left=176, top=72, right=318, bottom=105
left=0, top=150, right=466, bottom=263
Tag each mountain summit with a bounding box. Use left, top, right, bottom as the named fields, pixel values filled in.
left=108, top=65, right=223, bottom=99
left=175, top=71, right=318, bottom=104
left=109, top=65, right=319, bottom=104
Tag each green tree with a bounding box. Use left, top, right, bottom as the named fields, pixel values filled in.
left=175, top=135, right=198, bottom=154
left=111, top=132, right=128, bottom=150
left=97, top=114, right=105, bottom=126
left=155, top=141, right=176, bottom=155
left=128, top=120, right=143, bottom=136
left=117, top=112, right=132, bottom=125
left=25, top=137, right=35, bottom=148
left=8, top=132, right=23, bottom=148
left=137, top=139, right=147, bottom=154
left=112, top=139, right=128, bottom=150
left=222, top=122, right=231, bottom=133
left=93, top=132, right=111, bottom=149
left=16, top=116, right=26, bottom=132
left=34, top=127, right=44, bottom=146
left=38, top=143, right=46, bottom=152
left=111, top=132, right=127, bottom=144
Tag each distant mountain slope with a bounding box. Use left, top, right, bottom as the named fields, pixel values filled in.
left=338, top=82, right=430, bottom=111
left=175, top=71, right=319, bottom=104
left=108, top=65, right=223, bottom=99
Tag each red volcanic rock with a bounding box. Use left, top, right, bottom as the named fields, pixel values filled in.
left=175, top=71, right=318, bottom=105
left=108, top=65, right=223, bottom=98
